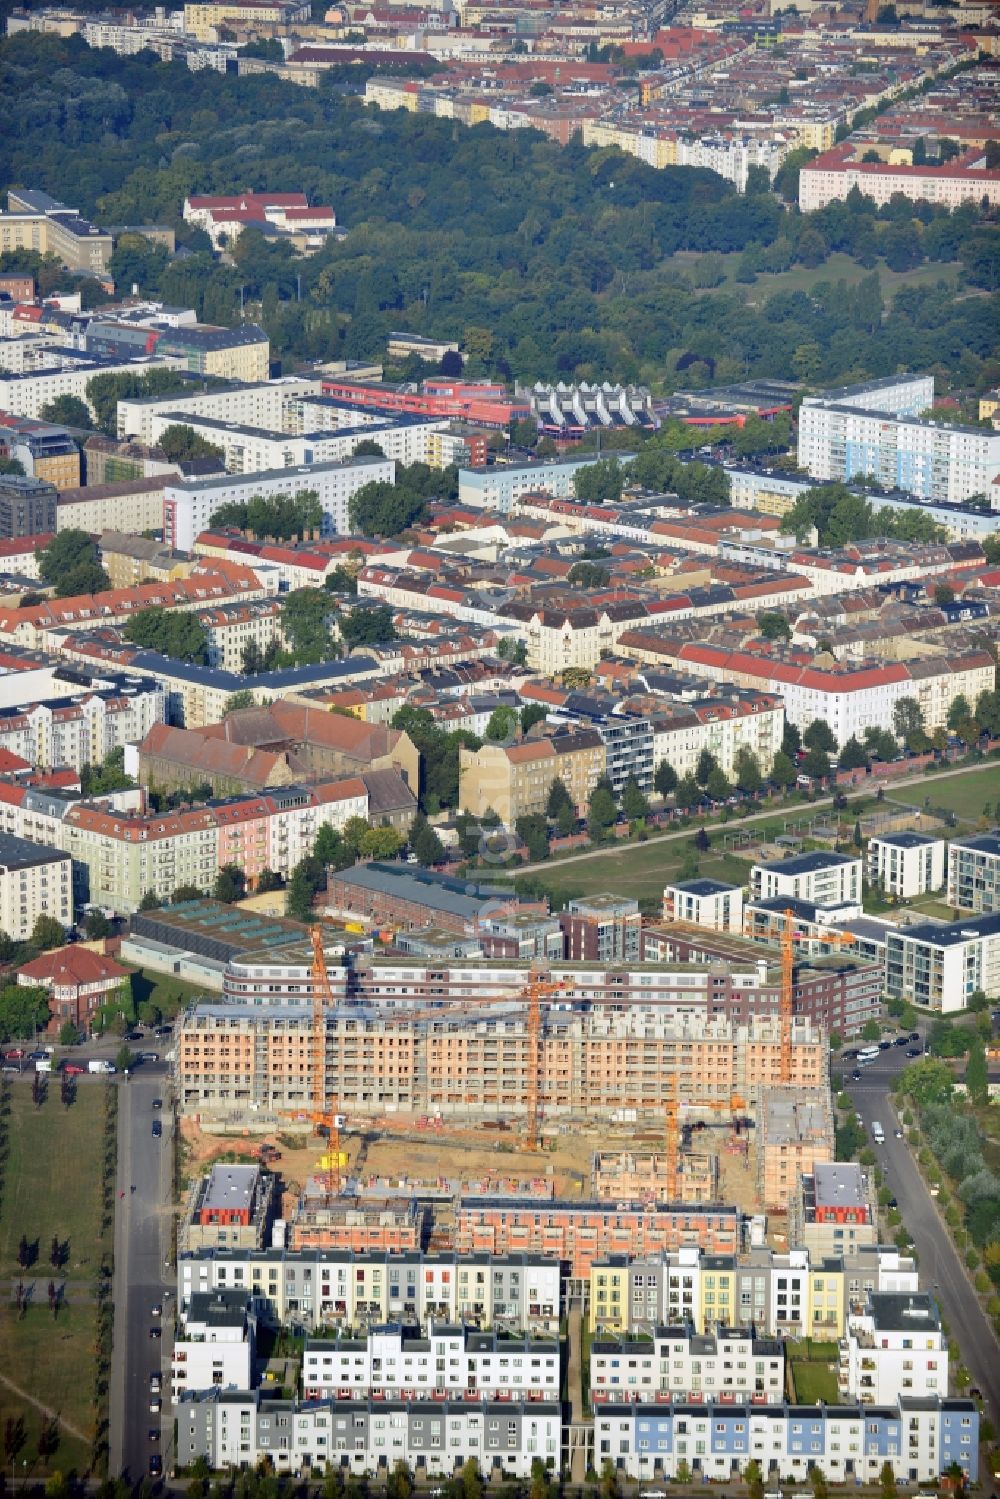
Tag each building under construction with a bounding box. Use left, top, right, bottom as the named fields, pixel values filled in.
left=592, top=1150, right=719, bottom=1205
left=175, top=1003, right=826, bottom=1121
left=757, top=1088, right=835, bottom=1213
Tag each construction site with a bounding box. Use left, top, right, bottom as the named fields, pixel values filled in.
left=175, top=906, right=830, bottom=1247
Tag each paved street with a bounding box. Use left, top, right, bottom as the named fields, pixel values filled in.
left=110, top=1065, right=173, bottom=1481
left=846, top=1042, right=1000, bottom=1425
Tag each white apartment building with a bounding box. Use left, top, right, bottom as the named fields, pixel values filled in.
left=117, top=377, right=322, bottom=445
left=591, top=1326, right=784, bottom=1404
left=798, top=401, right=1000, bottom=505
left=0, top=832, right=72, bottom=941
left=838, top=1292, right=948, bottom=1405
left=868, top=832, right=946, bottom=900
left=885, top=912, right=1000, bottom=1012
left=808, top=375, right=935, bottom=418
left=675, top=134, right=788, bottom=192
left=171, top=1291, right=255, bottom=1402
left=459, top=455, right=636, bottom=513
left=163, top=455, right=395, bottom=551
left=650, top=694, right=785, bottom=783
left=946, top=831, right=1000, bottom=915
left=178, top=1250, right=562, bottom=1335
left=0, top=354, right=183, bottom=422
left=148, top=409, right=443, bottom=477
left=750, top=851, right=862, bottom=909
left=303, top=1324, right=559, bottom=1402
left=197, top=599, right=284, bottom=672
left=0, top=679, right=167, bottom=773
left=177, top=1392, right=562, bottom=1477
left=596, top=1398, right=976, bottom=1485
left=800, top=147, right=1000, bottom=213
left=662, top=878, right=744, bottom=933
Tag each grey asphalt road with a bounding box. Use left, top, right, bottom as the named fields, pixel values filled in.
left=110, top=1065, right=173, bottom=1481
left=846, top=1040, right=1000, bottom=1425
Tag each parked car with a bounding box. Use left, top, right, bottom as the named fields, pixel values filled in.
left=152, top=1097, right=162, bottom=1109
left=140, top=1051, right=159, bottom=1062
left=63, top=1062, right=85, bottom=1075
left=906, top=1047, right=921, bottom=1057
left=148, top=1455, right=162, bottom=1477
left=151, top=1120, right=162, bottom=1139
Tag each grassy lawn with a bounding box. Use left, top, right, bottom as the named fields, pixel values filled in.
left=0, top=1303, right=96, bottom=1475
left=903, top=763, right=1000, bottom=824
left=123, top=964, right=211, bottom=1020
left=675, top=249, right=961, bottom=303
left=510, top=844, right=754, bottom=904
left=0, top=1082, right=107, bottom=1276
left=789, top=1356, right=840, bottom=1405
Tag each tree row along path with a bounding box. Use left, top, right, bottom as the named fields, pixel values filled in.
left=515, top=759, right=994, bottom=876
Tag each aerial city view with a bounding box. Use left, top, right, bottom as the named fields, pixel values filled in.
left=0, top=0, right=998, bottom=1488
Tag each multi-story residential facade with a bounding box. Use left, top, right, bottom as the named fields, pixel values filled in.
left=789, top=1163, right=877, bottom=1259
left=176, top=1392, right=562, bottom=1477
left=57, top=476, right=172, bottom=535
left=302, top=1324, right=560, bottom=1402
left=946, top=831, right=1000, bottom=914
left=0, top=475, right=57, bottom=539
left=590, top=1246, right=918, bottom=1342
left=869, top=832, right=946, bottom=901
left=591, top=1326, right=784, bottom=1405
left=885, top=912, right=1000, bottom=1012
left=0, top=411, right=80, bottom=489
left=458, top=729, right=605, bottom=824
left=175, top=1004, right=826, bottom=1121
left=798, top=398, right=1000, bottom=505
left=163, top=456, right=395, bottom=550
left=0, top=678, right=167, bottom=773
left=0, top=354, right=181, bottom=423
left=177, top=1250, right=562, bottom=1335
left=197, top=599, right=284, bottom=671
left=455, top=1201, right=743, bottom=1282
left=171, top=1290, right=256, bottom=1403
left=594, top=1398, right=977, bottom=1484
left=459, top=455, right=637, bottom=512
left=662, top=879, right=744, bottom=933
left=560, top=896, right=641, bottom=962
left=650, top=693, right=784, bottom=783
left=750, top=852, right=862, bottom=910
left=0, top=832, right=71, bottom=941
left=839, top=1292, right=948, bottom=1405
left=0, top=188, right=112, bottom=274
left=758, top=1090, right=835, bottom=1213
left=800, top=140, right=1000, bottom=212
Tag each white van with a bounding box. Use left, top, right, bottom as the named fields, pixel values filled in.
left=872, top=1121, right=885, bottom=1143
left=858, top=1046, right=880, bottom=1061
left=87, top=1058, right=116, bottom=1074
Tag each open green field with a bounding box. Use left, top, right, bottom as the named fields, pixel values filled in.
left=0, top=1303, right=96, bottom=1475
left=898, top=763, right=1000, bottom=824
left=512, top=844, right=755, bottom=904
left=675, top=249, right=962, bottom=304
left=0, top=1081, right=107, bottom=1276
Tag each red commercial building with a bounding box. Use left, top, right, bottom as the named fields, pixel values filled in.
left=319, top=378, right=531, bottom=430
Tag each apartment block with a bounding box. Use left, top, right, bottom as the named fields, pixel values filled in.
left=662, top=879, right=744, bottom=933
left=789, top=1163, right=877, bottom=1259
left=197, top=599, right=284, bottom=671
left=302, top=1324, right=559, bottom=1402
left=560, top=895, right=641, bottom=962
left=650, top=693, right=785, bottom=783
left=57, top=476, right=171, bottom=535
left=171, top=1290, right=255, bottom=1403
left=176, top=1392, right=562, bottom=1477
left=800, top=141, right=1000, bottom=213
left=455, top=1201, right=743, bottom=1281
left=0, top=678, right=166, bottom=773
left=0, top=188, right=112, bottom=274
left=750, top=851, right=862, bottom=910
left=0, top=832, right=71, bottom=941
left=946, top=831, right=1000, bottom=914
left=175, top=1003, right=826, bottom=1122
left=838, top=1292, right=948, bottom=1405
left=178, top=1250, right=561, bottom=1335
left=0, top=354, right=181, bottom=423
left=0, top=411, right=80, bottom=489
left=590, top=1245, right=918, bottom=1342
left=758, top=1089, right=835, bottom=1212
left=0, top=475, right=57, bottom=539
left=869, top=832, right=947, bottom=901
left=181, top=1163, right=277, bottom=1254
left=885, top=912, right=1000, bottom=1012
left=459, top=454, right=636, bottom=512
left=591, top=1326, right=784, bottom=1405
left=458, top=729, right=605, bottom=825
left=594, top=1398, right=977, bottom=1484
left=798, top=397, right=1000, bottom=505
left=163, top=456, right=395, bottom=551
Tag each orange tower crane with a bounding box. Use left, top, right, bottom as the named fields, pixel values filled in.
left=525, top=970, right=569, bottom=1152
left=664, top=1071, right=679, bottom=1201
left=775, top=908, right=856, bottom=1084
left=286, top=925, right=344, bottom=1196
